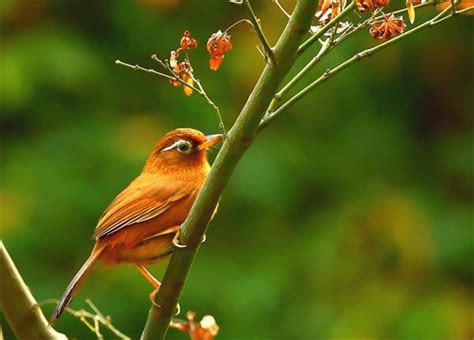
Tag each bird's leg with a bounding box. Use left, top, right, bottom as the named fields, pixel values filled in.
left=136, top=265, right=163, bottom=308
left=172, top=230, right=206, bottom=248
left=136, top=265, right=161, bottom=288
left=136, top=265, right=180, bottom=314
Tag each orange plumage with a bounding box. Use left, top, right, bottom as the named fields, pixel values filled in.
left=51, top=128, right=222, bottom=323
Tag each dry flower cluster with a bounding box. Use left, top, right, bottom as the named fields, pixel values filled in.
left=370, top=13, right=406, bottom=41
left=170, top=311, right=220, bottom=340
left=207, top=31, right=233, bottom=71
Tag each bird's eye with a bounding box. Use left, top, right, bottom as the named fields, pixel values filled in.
left=176, top=140, right=192, bottom=154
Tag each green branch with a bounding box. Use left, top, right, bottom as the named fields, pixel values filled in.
left=259, top=4, right=469, bottom=130
left=268, top=15, right=340, bottom=113
left=263, top=1, right=439, bottom=120
left=0, top=241, right=67, bottom=340
left=243, top=0, right=275, bottom=62
left=140, top=1, right=319, bottom=338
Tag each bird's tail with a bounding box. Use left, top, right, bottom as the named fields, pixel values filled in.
left=50, top=245, right=104, bottom=324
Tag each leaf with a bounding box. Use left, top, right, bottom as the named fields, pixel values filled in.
left=406, top=0, right=415, bottom=24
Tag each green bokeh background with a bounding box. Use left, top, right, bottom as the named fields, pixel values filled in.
left=1, top=1, right=473, bottom=339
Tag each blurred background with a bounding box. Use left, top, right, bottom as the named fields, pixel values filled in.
left=1, top=0, right=472, bottom=339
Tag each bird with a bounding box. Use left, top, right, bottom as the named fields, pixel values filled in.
left=50, top=128, right=223, bottom=323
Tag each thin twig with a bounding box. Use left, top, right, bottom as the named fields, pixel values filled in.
left=277, top=2, right=435, bottom=104
left=259, top=3, right=464, bottom=130
left=39, top=299, right=131, bottom=339
left=242, top=0, right=274, bottom=62
left=333, top=1, right=434, bottom=45
left=269, top=1, right=431, bottom=110
left=298, top=1, right=355, bottom=55
left=168, top=52, right=227, bottom=136
left=222, top=18, right=253, bottom=34
left=116, top=59, right=202, bottom=93
left=273, top=0, right=291, bottom=18
left=194, top=76, right=226, bottom=135
left=268, top=19, right=340, bottom=114
left=118, top=55, right=226, bottom=133
left=115, top=60, right=175, bottom=81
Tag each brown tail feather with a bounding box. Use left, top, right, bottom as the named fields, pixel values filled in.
left=50, top=245, right=104, bottom=324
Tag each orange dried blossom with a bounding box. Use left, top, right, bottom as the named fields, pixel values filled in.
left=316, top=0, right=341, bottom=25
left=169, top=61, right=194, bottom=96
left=370, top=14, right=406, bottom=42
left=170, top=311, right=219, bottom=340
left=356, top=0, right=390, bottom=13
left=180, top=30, right=198, bottom=50
left=206, top=30, right=232, bottom=71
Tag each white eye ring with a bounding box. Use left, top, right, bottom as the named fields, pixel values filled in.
left=176, top=140, right=192, bottom=154
left=162, top=140, right=193, bottom=154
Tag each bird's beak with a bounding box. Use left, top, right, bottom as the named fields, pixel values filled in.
left=198, top=134, right=223, bottom=151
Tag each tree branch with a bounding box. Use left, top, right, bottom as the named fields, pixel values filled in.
left=267, top=16, right=340, bottom=114
left=259, top=4, right=468, bottom=130
left=140, top=1, right=318, bottom=338
left=273, top=0, right=291, bottom=18
left=333, top=2, right=436, bottom=46
left=242, top=0, right=275, bottom=62
left=265, top=2, right=436, bottom=119
left=0, top=241, right=67, bottom=340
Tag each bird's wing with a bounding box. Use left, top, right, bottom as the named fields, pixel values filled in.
left=93, top=173, right=190, bottom=239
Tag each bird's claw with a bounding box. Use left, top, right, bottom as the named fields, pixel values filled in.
left=172, top=231, right=187, bottom=248
left=172, top=231, right=206, bottom=248
left=149, top=289, right=162, bottom=308
left=174, top=302, right=181, bottom=316
left=149, top=289, right=180, bottom=315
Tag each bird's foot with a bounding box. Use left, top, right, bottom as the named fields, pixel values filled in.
left=172, top=231, right=187, bottom=248
left=149, top=289, right=180, bottom=315
left=149, top=288, right=162, bottom=308
left=175, top=302, right=181, bottom=316
left=172, top=231, right=206, bottom=248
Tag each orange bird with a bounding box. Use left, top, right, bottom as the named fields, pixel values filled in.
left=51, top=128, right=223, bottom=323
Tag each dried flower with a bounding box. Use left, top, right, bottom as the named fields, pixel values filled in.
left=207, top=30, right=232, bottom=71
left=170, top=311, right=219, bottom=340
left=313, top=0, right=352, bottom=34
left=316, top=0, right=341, bottom=25
left=169, top=50, right=178, bottom=68
left=370, top=14, right=406, bottom=42
left=356, top=0, right=390, bottom=13
left=375, top=0, right=390, bottom=7
left=180, top=30, right=198, bottom=50
left=169, top=61, right=194, bottom=96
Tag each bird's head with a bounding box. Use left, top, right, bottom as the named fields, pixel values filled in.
left=143, top=128, right=223, bottom=173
